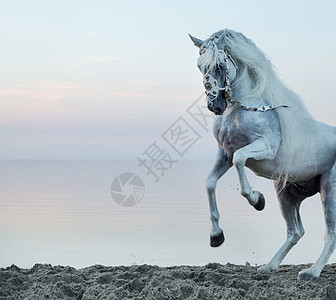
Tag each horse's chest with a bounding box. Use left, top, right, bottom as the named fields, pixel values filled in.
left=215, top=118, right=252, bottom=156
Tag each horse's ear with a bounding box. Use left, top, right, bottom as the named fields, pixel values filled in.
left=188, top=34, right=203, bottom=48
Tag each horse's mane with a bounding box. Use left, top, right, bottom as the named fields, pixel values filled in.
left=201, top=29, right=317, bottom=182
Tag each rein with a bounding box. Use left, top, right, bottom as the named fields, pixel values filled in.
left=203, top=47, right=289, bottom=112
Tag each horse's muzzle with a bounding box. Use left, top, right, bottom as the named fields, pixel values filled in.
left=208, top=105, right=224, bottom=115
left=213, top=107, right=223, bottom=115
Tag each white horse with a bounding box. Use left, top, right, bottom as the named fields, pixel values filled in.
left=189, top=29, right=336, bottom=280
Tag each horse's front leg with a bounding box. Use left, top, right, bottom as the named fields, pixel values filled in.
left=206, top=147, right=232, bottom=247
left=233, top=139, right=277, bottom=210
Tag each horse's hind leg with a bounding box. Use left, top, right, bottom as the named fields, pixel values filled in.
left=206, top=147, right=231, bottom=247
left=258, top=181, right=305, bottom=273
left=233, top=139, right=277, bottom=210
left=298, top=163, right=336, bottom=281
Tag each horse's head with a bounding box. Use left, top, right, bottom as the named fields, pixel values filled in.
left=189, top=31, right=237, bottom=115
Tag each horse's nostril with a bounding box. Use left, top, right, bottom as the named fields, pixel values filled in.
left=214, top=107, right=223, bottom=115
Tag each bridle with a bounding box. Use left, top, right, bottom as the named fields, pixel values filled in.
left=203, top=47, right=236, bottom=108
left=203, top=46, right=289, bottom=112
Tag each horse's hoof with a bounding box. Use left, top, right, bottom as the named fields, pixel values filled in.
left=254, top=193, right=265, bottom=211
left=210, top=231, right=225, bottom=247
left=297, top=269, right=318, bottom=281
left=257, top=264, right=277, bottom=273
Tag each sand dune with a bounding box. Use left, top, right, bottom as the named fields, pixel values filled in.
left=1, top=263, right=336, bottom=299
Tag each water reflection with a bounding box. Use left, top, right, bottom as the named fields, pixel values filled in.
left=0, top=160, right=330, bottom=268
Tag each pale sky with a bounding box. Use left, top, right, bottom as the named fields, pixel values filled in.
left=0, top=0, right=335, bottom=159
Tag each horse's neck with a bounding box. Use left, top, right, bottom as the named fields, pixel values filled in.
left=231, top=68, right=255, bottom=102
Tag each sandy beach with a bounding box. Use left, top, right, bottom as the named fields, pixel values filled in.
left=1, top=263, right=336, bottom=299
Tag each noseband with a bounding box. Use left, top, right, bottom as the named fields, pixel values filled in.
left=203, top=47, right=236, bottom=107
left=203, top=47, right=288, bottom=112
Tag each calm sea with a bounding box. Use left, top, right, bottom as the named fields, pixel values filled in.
left=0, top=160, right=332, bottom=269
